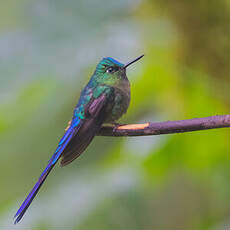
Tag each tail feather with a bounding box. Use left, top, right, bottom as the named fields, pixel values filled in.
left=14, top=120, right=81, bottom=224
left=14, top=164, right=54, bottom=224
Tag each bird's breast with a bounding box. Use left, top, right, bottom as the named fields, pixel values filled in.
left=105, top=81, right=130, bottom=122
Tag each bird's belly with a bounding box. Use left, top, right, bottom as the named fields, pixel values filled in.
left=105, top=88, right=130, bottom=123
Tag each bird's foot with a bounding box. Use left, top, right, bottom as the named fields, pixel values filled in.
left=110, top=122, right=121, bottom=132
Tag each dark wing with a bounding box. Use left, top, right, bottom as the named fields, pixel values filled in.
left=60, top=92, right=112, bottom=166
left=14, top=117, right=83, bottom=224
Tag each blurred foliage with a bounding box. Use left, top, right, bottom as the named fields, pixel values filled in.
left=1, top=0, right=230, bottom=230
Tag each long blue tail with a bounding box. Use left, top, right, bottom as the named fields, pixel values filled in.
left=14, top=119, right=81, bottom=224
left=14, top=163, right=55, bottom=224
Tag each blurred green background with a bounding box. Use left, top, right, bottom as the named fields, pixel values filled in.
left=1, top=0, right=230, bottom=229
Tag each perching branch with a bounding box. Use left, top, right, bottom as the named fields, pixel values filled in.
left=97, top=115, right=230, bottom=137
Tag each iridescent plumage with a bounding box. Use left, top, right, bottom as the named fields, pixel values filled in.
left=14, top=55, right=144, bottom=224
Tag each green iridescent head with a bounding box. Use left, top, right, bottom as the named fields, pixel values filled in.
left=94, top=55, right=144, bottom=85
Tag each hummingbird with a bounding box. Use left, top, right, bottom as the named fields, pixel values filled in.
left=14, top=54, right=144, bottom=224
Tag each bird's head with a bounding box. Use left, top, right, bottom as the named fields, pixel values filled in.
left=94, top=55, right=144, bottom=86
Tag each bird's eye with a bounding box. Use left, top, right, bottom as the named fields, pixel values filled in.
left=106, top=67, right=114, bottom=73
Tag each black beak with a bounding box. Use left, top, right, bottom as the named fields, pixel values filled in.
left=124, top=55, right=144, bottom=69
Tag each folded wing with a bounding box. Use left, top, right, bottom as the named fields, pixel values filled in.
left=61, top=92, right=112, bottom=166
